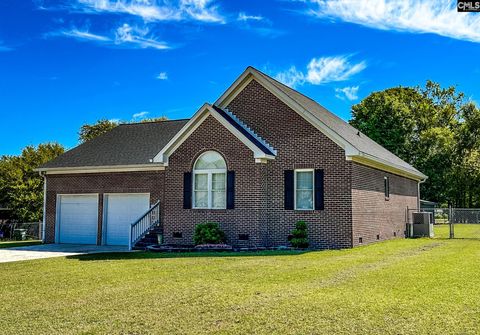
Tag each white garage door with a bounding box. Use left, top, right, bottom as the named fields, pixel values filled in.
left=58, top=195, right=99, bottom=244
left=104, top=194, right=150, bottom=246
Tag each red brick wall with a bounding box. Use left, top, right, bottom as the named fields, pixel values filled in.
left=351, top=162, right=418, bottom=246
left=44, top=171, right=165, bottom=244
left=163, top=79, right=354, bottom=248
left=163, top=115, right=268, bottom=248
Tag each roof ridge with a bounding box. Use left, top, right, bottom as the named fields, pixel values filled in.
left=119, top=118, right=190, bottom=126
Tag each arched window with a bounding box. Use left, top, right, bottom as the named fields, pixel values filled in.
left=193, top=151, right=227, bottom=209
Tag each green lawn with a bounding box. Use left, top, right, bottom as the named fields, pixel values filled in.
left=1, top=238, right=480, bottom=335
left=0, top=240, right=42, bottom=249
left=434, top=224, right=480, bottom=239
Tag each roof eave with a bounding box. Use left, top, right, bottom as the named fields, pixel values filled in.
left=34, top=163, right=166, bottom=175
left=348, top=153, right=427, bottom=181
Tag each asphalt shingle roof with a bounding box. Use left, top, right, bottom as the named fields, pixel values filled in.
left=253, top=68, right=425, bottom=178
left=39, top=119, right=188, bottom=169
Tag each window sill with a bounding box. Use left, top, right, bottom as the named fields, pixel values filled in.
left=294, top=209, right=319, bottom=212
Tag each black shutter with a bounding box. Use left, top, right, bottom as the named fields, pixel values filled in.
left=183, top=172, right=192, bottom=209
left=284, top=170, right=294, bottom=210
left=227, top=171, right=235, bottom=209
left=384, top=176, right=390, bottom=199
left=314, top=169, right=324, bottom=210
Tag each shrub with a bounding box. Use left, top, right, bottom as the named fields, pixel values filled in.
left=290, top=221, right=309, bottom=249
left=193, top=222, right=226, bottom=245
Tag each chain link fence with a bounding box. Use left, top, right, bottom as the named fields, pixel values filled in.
left=407, top=208, right=480, bottom=239
left=0, top=221, right=42, bottom=241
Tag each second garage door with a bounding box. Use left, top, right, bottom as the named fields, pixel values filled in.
left=104, top=194, right=150, bottom=246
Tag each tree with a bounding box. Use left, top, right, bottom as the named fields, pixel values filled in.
left=78, top=117, right=169, bottom=143
left=451, top=102, right=480, bottom=207
left=0, top=143, right=64, bottom=222
left=140, top=116, right=169, bottom=123
left=79, top=119, right=118, bottom=143
left=350, top=81, right=480, bottom=207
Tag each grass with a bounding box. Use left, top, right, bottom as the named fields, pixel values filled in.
left=0, top=240, right=42, bottom=249
left=1, top=238, right=480, bottom=334
left=434, top=223, right=480, bottom=239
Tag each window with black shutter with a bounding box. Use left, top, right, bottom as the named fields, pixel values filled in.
left=183, top=172, right=192, bottom=209
left=314, top=169, right=324, bottom=210
left=227, top=171, right=235, bottom=209
left=284, top=170, right=294, bottom=210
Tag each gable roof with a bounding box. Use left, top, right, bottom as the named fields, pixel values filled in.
left=38, top=119, right=188, bottom=171
left=215, top=66, right=427, bottom=181
left=153, top=103, right=276, bottom=164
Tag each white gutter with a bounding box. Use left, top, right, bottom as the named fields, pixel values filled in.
left=34, top=163, right=166, bottom=175
left=418, top=178, right=427, bottom=209
left=349, top=151, right=428, bottom=181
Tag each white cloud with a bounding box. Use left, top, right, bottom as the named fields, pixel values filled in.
left=306, top=56, right=366, bottom=84
left=49, top=24, right=169, bottom=50
left=115, top=23, right=170, bottom=49
left=238, top=12, right=264, bottom=21
left=180, top=0, right=225, bottom=23
left=299, top=0, right=480, bottom=43
left=236, top=12, right=281, bottom=37
left=335, top=86, right=359, bottom=101
left=133, top=111, right=149, bottom=119
left=61, top=29, right=111, bottom=41
left=274, top=55, right=366, bottom=88
left=75, top=0, right=224, bottom=23
left=156, top=72, right=168, bottom=80
left=274, top=66, right=305, bottom=88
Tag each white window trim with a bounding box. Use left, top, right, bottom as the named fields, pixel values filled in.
left=294, top=169, right=315, bottom=211
left=192, top=169, right=227, bottom=210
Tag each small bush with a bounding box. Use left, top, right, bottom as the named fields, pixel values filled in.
left=290, top=221, right=309, bottom=249
left=193, top=222, right=226, bottom=245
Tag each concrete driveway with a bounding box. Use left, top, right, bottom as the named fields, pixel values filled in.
left=0, top=244, right=129, bottom=263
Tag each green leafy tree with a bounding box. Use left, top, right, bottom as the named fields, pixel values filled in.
left=0, top=143, right=64, bottom=222
left=140, top=116, right=168, bottom=123
left=350, top=81, right=480, bottom=207
left=78, top=119, right=119, bottom=143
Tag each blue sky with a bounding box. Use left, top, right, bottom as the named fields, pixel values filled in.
left=1, top=0, right=480, bottom=155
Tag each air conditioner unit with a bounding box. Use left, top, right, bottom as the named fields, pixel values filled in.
left=411, top=212, right=433, bottom=238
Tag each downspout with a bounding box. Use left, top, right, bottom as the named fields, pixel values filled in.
left=39, top=171, right=47, bottom=243
left=418, top=178, right=426, bottom=210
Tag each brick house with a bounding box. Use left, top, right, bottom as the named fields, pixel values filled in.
left=37, top=67, right=426, bottom=250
